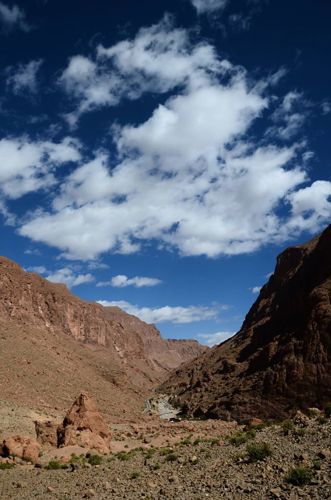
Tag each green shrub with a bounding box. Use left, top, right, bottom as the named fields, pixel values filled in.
left=0, top=462, right=15, bottom=470
left=229, top=430, right=255, bottom=446
left=116, top=452, right=131, bottom=461
left=153, top=463, right=160, bottom=470
left=160, top=447, right=173, bottom=456
left=293, top=428, right=306, bottom=438
left=88, top=455, right=102, bottom=466
left=47, top=460, right=63, bottom=470
left=165, top=453, right=178, bottom=462
left=286, top=466, right=314, bottom=486
left=324, top=402, right=331, bottom=418
left=282, top=420, right=295, bottom=435
left=179, top=438, right=191, bottom=446
left=144, top=448, right=156, bottom=459
left=130, top=470, right=141, bottom=479
left=193, top=438, right=203, bottom=445
left=312, top=459, right=322, bottom=471
left=246, top=442, right=272, bottom=462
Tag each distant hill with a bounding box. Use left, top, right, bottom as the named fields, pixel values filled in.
left=0, top=257, right=206, bottom=422
left=160, top=225, right=331, bottom=422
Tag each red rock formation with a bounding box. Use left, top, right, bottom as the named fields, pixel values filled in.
left=57, top=393, right=111, bottom=454
left=0, top=436, right=40, bottom=462
left=161, top=224, right=331, bottom=422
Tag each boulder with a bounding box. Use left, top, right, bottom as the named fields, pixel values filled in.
left=57, top=393, right=111, bottom=454
left=0, top=435, right=40, bottom=462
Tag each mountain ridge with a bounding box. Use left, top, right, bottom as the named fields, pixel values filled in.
left=160, top=224, right=331, bottom=422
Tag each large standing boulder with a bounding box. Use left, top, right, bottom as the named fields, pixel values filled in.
left=57, top=393, right=111, bottom=454
left=0, top=435, right=40, bottom=462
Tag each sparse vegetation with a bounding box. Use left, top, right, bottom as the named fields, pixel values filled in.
left=282, top=420, right=295, bottom=435
left=46, top=460, right=63, bottom=470
left=130, top=470, right=141, bottom=479
left=0, top=462, right=15, bottom=470
left=286, top=466, right=314, bottom=486
left=246, top=442, right=272, bottom=462
left=165, top=452, right=178, bottom=462
left=116, top=451, right=131, bottom=461
left=88, top=454, right=102, bottom=466
left=312, top=459, right=322, bottom=470
left=229, top=430, right=256, bottom=446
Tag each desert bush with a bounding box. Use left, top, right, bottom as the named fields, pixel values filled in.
left=0, top=462, right=14, bottom=470
left=229, top=430, right=255, bottom=446
left=246, top=442, right=272, bottom=462
left=116, top=451, right=131, bottom=461
left=286, top=466, right=314, bottom=485
left=47, top=460, right=63, bottom=470
left=130, top=470, right=141, bottom=479
left=88, top=454, right=102, bottom=466
left=165, top=453, right=178, bottom=462
left=312, top=459, right=322, bottom=470
left=282, top=420, right=295, bottom=435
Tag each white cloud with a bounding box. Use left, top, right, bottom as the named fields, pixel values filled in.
left=285, top=180, right=331, bottom=233
left=17, top=20, right=331, bottom=261
left=45, top=267, right=94, bottom=288
left=6, top=59, right=43, bottom=94
left=59, top=16, right=222, bottom=125
left=97, top=300, right=219, bottom=324
left=251, top=286, right=262, bottom=294
left=269, top=91, right=308, bottom=140
left=27, top=265, right=47, bottom=274
left=198, top=331, right=235, bottom=347
left=97, top=274, right=162, bottom=288
left=0, top=137, right=81, bottom=199
left=191, top=0, right=228, bottom=14
left=0, top=2, right=30, bottom=32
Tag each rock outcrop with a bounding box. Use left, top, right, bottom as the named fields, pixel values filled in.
left=57, top=393, right=111, bottom=454
left=0, top=435, right=40, bottom=463
left=161, top=224, right=331, bottom=422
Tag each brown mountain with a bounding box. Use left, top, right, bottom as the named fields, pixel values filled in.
left=160, top=224, right=331, bottom=422
left=0, top=257, right=205, bottom=421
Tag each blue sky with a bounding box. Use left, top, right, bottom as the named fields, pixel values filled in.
left=0, top=0, right=330, bottom=346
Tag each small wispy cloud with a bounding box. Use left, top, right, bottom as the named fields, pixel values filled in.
left=97, top=274, right=162, bottom=288
left=0, top=2, right=30, bottom=32
left=27, top=265, right=94, bottom=288
left=250, top=286, right=262, bottom=294
left=6, top=59, right=43, bottom=95
left=97, top=300, right=219, bottom=324
left=198, top=331, right=235, bottom=347
left=190, top=0, right=228, bottom=14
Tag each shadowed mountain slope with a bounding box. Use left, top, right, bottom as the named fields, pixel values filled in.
left=160, top=225, right=331, bottom=422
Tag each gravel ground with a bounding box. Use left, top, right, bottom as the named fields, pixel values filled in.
left=0, top=417, right=330, bottom=499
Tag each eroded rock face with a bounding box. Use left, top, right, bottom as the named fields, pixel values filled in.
left=161, top=224, right=331, bottom=422
left=34, top=420, right=59, bottom=447
left=0, top=435, right=40, bottom=462
left=57, top=393, right=111, bottom=454
left=0, top=257, right=206, bottom=389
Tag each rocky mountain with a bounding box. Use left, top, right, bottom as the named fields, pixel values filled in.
left=160, top=224, right=331, bottom=422
left=0, top=257, right=205, bottom=422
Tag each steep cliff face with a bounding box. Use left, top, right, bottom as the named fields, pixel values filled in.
left=0, top=257, right=205, bottom=417
left=160, top=225, right=331, bottom=422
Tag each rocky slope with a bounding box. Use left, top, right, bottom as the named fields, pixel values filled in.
left=0, top=257, right=205, bottom=421
left=160, top=224, right=331, bottom=422
left=1, top=413, right=331, bottom=499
